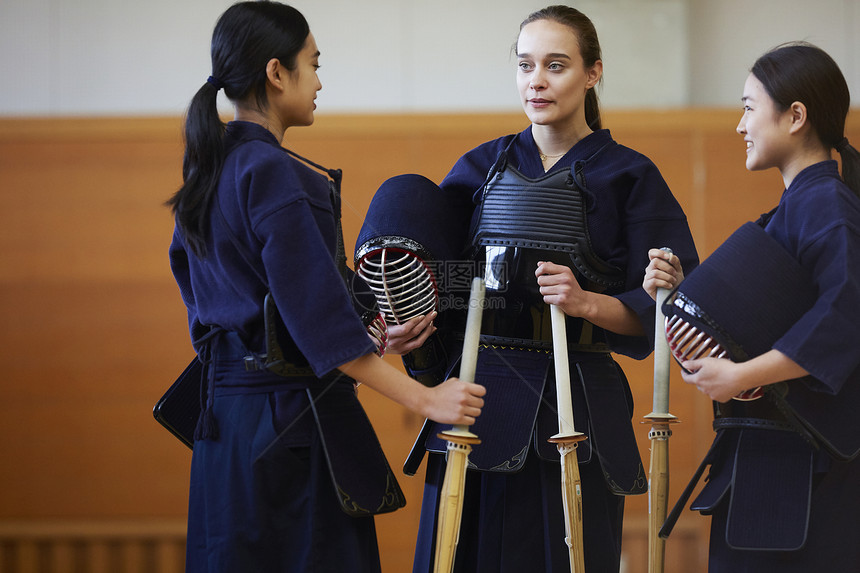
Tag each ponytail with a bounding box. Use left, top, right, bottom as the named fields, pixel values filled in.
left=165, top=2, right=310, bottom=258
left=585, top=88, right=601, bottom=131
left=166, top=81, right=225, bottom=257
left=837, top=139, right=860, bottom=198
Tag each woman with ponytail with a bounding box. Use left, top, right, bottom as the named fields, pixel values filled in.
left=647, top=42, right=860, bottom=572
left=394, top=6, right=698, bottom=572
left=167, top=3, right=485, bottom=571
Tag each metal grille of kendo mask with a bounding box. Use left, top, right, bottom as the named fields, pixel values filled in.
left=663, top=300, right=762, bottom=401
left=357, top=247, right=438, bottom=325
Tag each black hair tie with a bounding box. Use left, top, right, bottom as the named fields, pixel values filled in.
left=206, top=75, right=225, bottom=91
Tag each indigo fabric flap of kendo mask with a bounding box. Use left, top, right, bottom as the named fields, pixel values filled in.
left=355, top=174, right=471, bottom=317
left=662, top=221, right=816, bottom=365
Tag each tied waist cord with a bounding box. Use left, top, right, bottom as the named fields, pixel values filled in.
left=193, top=327, right=224, bottom=442
left=192, top=330, right=324, bottom=442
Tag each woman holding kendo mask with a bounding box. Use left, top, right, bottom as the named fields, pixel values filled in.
left=386, top=5, right=699, bottom=572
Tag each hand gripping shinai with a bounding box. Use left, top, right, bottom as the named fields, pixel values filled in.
left=548, top=304, right=587, bottom=573
left=433, top=277, right=485, bottom=573
left=644, top=247, right=679, bottom=573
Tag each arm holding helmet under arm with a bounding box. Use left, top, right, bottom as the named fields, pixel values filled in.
left=680, top=349, right=809, bottom=403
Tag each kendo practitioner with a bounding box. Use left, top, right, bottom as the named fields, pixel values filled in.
left=166, top=4, right=484, bottom=571
left=648, top=42, right=860, bottom=572
left=381, top=7, right=699, bottom=572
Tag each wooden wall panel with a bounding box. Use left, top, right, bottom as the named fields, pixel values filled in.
left=1, top=110, right=857, bottom=572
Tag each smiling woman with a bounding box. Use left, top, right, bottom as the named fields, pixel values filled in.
left=661, top=42, right=860, bottom=573
left=737, top=75, right=801, bottom=181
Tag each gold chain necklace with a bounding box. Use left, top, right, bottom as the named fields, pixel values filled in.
left=539, top=151, right=565, bottom=162
left=536, top=145, right=566, bottom=162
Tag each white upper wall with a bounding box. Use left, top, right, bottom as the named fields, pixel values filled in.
left=0, top=0, right=856, bottom=116
left=688, top=0, right=860, bottom=107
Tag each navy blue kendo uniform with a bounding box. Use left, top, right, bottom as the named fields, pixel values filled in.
left=408, top=127, right=699, bottom=573
left=678, top=161, right=860, bottom=573
left=169, top=121, right=397, bottom=573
